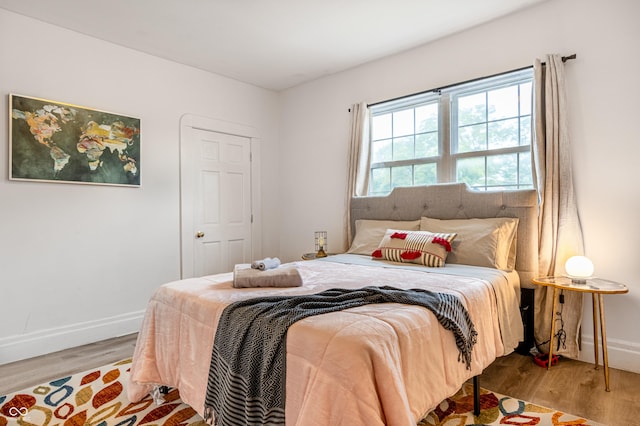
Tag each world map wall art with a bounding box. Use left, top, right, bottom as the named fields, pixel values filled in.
left=9, top=94, right=141, bottom=187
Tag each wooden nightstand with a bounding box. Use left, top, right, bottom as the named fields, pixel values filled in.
left=532, top=276, right=628, bottom=391
left=301, top=252, right=336, bottom=260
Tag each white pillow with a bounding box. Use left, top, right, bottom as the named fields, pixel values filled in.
left=420, top=217, right=519, bottom=270
left=347, top=219, right=420, bottom=255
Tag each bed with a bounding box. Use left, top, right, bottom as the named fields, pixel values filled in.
left=128, top=182, right=539, bottom=425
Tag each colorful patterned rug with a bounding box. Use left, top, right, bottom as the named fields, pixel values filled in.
left=418, top=382, right=605, bottom=426
left=0, top=359, right=603, bottom=425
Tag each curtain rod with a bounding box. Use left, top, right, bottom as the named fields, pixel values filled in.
left=366, top=53, right=577, bottom=108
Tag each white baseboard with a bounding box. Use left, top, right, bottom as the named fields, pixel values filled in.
left=0, top=310, right=145, bottom=365
left=578, top=334, right=640, bottom=374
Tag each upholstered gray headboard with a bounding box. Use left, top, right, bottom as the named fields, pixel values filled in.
left=350, top=183, right=539, bottom=288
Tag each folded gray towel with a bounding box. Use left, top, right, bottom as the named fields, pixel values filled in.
left=233, top=264, right=302, bottom=288
left=250, top=257, right=281, bottom=271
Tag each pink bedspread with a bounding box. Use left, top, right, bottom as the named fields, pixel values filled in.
left=128, top=257, right=522, bottom=425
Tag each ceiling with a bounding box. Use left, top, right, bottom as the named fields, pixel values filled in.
left=0, top=0, right=548, bottom=91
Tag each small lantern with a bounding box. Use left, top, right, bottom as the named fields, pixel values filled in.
left=314, top=231, right=327, bottom=258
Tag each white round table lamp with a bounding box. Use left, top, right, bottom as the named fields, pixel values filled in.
left=565, top=255, right=594, bottom=284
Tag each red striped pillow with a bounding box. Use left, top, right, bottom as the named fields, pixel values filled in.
left=371, top=229, right=457, bottom=267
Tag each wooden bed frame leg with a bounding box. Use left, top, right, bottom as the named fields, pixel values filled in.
left=473, top=376, right=480, bottom=416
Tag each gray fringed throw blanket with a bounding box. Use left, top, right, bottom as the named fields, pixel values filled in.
left=203, top=286, right=477, bottom=426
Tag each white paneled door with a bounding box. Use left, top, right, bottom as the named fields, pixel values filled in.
left=181, top=125, right=253, bottom=277
left=194, top=129, right=251, bottom=276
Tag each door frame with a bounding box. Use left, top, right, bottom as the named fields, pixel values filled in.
left=179, top=114, right=262, bottom=279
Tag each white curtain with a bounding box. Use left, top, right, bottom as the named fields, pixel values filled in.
left=345, top=102, right=370, bottom=247
left=532, top=54, right=585, bottom=357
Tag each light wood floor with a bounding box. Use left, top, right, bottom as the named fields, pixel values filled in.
left=0, top=334, right=138, bottom=396
left=481, top=351, right=640, bottom=426
left=1, top=334, right=639, bottom=425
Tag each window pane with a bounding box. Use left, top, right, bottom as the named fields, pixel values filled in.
left=488, top=118, right=519, bottom=149
left=487, top=154, right=517, bottom=187
left=393, top=136, right=414, bottom=161
left=519, top=152, right=533, bottom=186
left=458, top=93, right=486, bottom=126
left=372, top=113, right=391, bottom=140
left=416, top=132, right=438, bottom=157
left=393, top=109, right=414, bottom=137
left=520, top=82, right=532, bottom=116
left=488, top=86, right=518, bottom=120
left=520, top=116, right=531, bottom=146
left=457, top=157, right=485, bottom=187
left=370, top=168, right=390, bottom=195
left=458, top=123, right=486, bottom=153
left=414, top=163, right=437, bottom=186
left=371, top=139, right=392, bottom=163
left=415, top=104, right=438, bottom=133
left=391, top=165, right=412, bottom=188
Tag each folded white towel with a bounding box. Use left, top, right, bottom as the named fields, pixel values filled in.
left=233, top=263, right=302, bottom=288
left=250, top=257, right=281, bottom=271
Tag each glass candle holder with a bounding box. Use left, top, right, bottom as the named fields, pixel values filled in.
left=314, top=231, right=327, bottom=258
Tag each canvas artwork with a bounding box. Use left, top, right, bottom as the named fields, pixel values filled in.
left=9, top=94, right=141, bottom=186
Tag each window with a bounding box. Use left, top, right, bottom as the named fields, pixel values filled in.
left=368, top=68, right=534, bottom=195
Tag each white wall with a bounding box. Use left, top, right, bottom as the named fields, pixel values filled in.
left=279, top=0, right=640, bottom=373
left=0, top=9, right=281, bottom=362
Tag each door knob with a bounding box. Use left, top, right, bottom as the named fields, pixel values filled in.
left=195, top=231, right=205, bottom=239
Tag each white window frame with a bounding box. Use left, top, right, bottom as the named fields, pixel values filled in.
left=368, top=68, right=533, bottom=195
